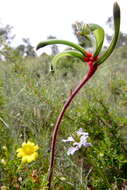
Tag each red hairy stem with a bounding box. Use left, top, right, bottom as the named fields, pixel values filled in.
left=48, top=61, right=98, bottom=190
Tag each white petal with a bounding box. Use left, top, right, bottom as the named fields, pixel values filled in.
left=67, top=146, right=79, bottom=155
left=77, top=128, right=88, bottom=137
left=80, top=140, right=92, bottom=147
left=73, top=142, right=82, bottom=148
left=84, top=142, right=92, bottom=147
left=62, top=136, right=74, bottom=142
left=80, top=135, right=88, bottom=142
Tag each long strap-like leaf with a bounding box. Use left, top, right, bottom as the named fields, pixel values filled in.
left=52, top=50, right=84, bottom=67
left=36, top=39, right=87, bottom=56
left=91, top=25, right=105, bottom=57
left=97, top=2, right=120, bottom=64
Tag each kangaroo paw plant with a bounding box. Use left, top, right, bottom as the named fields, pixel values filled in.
left=36, top=2, right=120, bottom=190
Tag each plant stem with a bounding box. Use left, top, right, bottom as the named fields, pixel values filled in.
left=0, top=116, right=9, bottom=129
left=80, top=158, right=84, bottom=185
left=48, top=62, right=98, bottom=190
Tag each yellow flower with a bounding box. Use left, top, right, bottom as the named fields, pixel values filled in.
left=16, top=141, right=39, bottom=163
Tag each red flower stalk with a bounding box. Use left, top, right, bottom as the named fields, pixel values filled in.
left=47, top=53, right=99, bottom=190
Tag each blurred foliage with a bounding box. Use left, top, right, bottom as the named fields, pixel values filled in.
left=0, top=25, right=36, bottom=61
left=0, top=42, right=127, bottom=189
left=72, top=21, right=92, bottom=48
left=0, top=16, right=127, bottom=188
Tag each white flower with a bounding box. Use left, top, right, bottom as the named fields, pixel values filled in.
left=76, top=128, right=89, bottom=137
left=62, top=136, right=74, bottom=143
left=67, top=146, right=79, bottom=155
left=62, top=128, right=92, bottom=155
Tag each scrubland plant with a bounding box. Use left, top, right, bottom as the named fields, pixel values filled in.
left=37, top=2, right=120, bottom=190
left=2, top=1, right=127, bottom=190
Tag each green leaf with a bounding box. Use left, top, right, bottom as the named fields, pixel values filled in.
left=36, top=39, right=87, bottom=56
left=92, top=26, right=105, bottom=56
left=97, top=2, right=120, bottom=64
left=82, top=24, right=91, bottom=35
left=82, top=24, right=105, bottom=56
left=51, top=50, right=84, bottom=68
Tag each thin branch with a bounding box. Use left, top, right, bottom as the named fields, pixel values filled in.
left=0, top=116, right=9, bottom=129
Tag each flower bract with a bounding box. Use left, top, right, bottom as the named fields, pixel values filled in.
left=16, top=141, right=39, bottom=163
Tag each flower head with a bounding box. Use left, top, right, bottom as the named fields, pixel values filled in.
left=16, top=141, right=39, bottom=163
left=62, top=128, right=91, bottom=155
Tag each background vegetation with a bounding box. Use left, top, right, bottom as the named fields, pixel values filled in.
left=0, top=21, right=127, bottom=189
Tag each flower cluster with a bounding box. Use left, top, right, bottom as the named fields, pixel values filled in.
left=83, top=52, right=98, bottom=63
left=16, top=141, right=39, bottom=163
left=62, top=128, right=91, bottom=155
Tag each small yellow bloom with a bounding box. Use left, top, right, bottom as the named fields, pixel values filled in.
left=16, top=141, right=39, bottom=163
